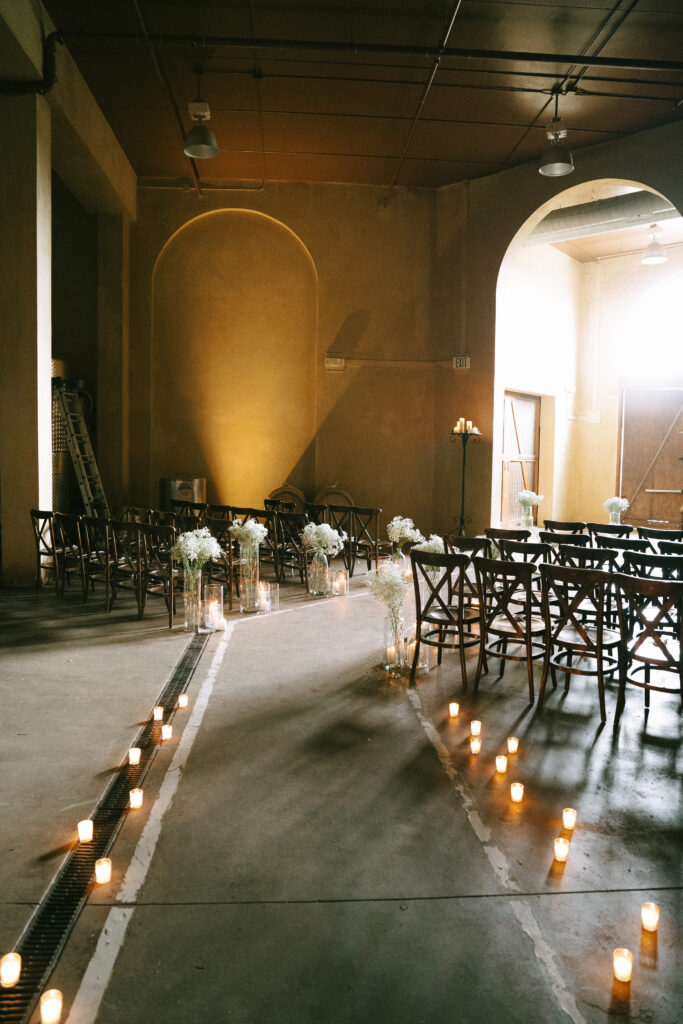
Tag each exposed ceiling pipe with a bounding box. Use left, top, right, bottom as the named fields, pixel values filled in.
left=526, top=191, right=679, bottom=246
left=390, top=0, right=464, bottom=188
left=60, top=32, right=683, bottom=73
left=0, top=31, right=62, bottom=95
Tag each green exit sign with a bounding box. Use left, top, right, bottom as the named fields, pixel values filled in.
left=453, top=355, right=470, bottom=369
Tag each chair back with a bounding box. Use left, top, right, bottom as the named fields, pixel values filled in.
left=411, top=550, right=470, bottom=625
left=637, top=526, right=683, bottom=543
left=556, top=543, right=619, bottom=572
left=622, top=551, right=683, bottom=582
left=614, top=573, right=683, bottom=673
left=497, top=539, right=552, bottom=564
left=206, top=504, right=233, bottom=520
left=587, top=521, right=633, bottom=541
left=264, top=497, right=296, bottom=513
left=595, top=535, right=651, bottom=553
left=543, top=520, right=587, bottom=534
left=539, top=562, right=610, bottom=650
left=171, top=500, right=206, bottom=522
left=473, top=556, right=537, bottom=640
left=444, top=535, right=491, bottom=558
left=30, top=509, right=57, bottom=587
left=485, top=527, right=531, bottom=542
left=304, top=503, right=327, bottom=524
left=539, top=531, right=590, bottom=561
left=660, top=539, right=683, bottom=556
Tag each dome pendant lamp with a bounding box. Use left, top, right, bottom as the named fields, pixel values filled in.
left=641, top=223, right=668, bottom=265
left=539, top=91, right=574, bottom=177
left=183, top=69, right=218, bottom=159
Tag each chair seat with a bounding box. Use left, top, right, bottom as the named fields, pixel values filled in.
left=630, top=634, right=680, bottom=664
left=555, top=624, right=620, bottom=648
left=490, top=612, right=545, bottom=636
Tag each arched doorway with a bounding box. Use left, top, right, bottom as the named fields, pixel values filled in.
left=151, top=210, right=317, bottom=505
left=493, top=180, right=683, bottom=528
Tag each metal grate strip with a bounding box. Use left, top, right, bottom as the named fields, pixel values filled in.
left=0, top=632, right=209, bottom=1024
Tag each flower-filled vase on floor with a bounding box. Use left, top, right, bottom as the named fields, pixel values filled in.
left=239, top=544, right=260, bottom=613
left=383, top=614, right=405, bottom=671
left=308, top=551, right=329, bottom=597
left=184, top=570, right=201, bottom=632
left=301, top=523, right=346, bottom=598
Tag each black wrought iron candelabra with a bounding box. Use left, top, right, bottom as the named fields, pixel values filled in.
left=450, top=419, right=481, bottom=536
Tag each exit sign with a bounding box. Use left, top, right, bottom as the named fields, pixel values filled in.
left=453, top=354, right=470, bottom=369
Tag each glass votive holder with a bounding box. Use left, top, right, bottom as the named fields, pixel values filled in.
left=153, top=706, right=164, bottom=722
left=470, top=736, right=481, bottom=755
left=128, top=747, right=141, bottom=766
left=0, top=952, right=21, bottom=988
left=640, top=902, right=660, bottom=932
left=470, top=720, right=481, bottom=737
left=129, top=788, right=143, bottom=809
left=201, top=584, right=223, bottom=632
left=40, top=988, right=63, bottom=1024
left=449, top=702, right=460, bottom=718
left=510, top=782, right=524, bottom=803
left=507, top=736, right=519, bottom=754
left=613, top=948, right=633, bottom=983
left=77, top=819, right=93, bottom=843
left=161, top=723, right=172, bottom=741
left=331, top=569, right=350, bottom=596
left=562, top=807, right=577, bottom=830
left=95, top=858, right=112, bottom=884
left=177, top=693, right=188, bottom=709
left=554, top=837, right=569, bottom=862
left=495, top=755, right=508, bottom=773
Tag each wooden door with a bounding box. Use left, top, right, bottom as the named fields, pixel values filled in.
left=501, top=392, right=540, bottom=527
left=620, top=387, right=683, bottom=527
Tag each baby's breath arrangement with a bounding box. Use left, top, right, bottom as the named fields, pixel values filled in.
left=604, top=497, right=629, bottom=514
left=365, top=563, right=407, bottom=618
left=518, top=489, right=543, bottom=510
left=229, top=517, right=269, bottom=550
left=386, top=515, right=424, bottom=552
left=412, top=533, right=445, bottom=576
left=301, top=522, right=346, bottom=557
left=171, top=527, right=222, bottom=576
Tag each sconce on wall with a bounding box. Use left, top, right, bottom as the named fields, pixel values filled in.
left=641, top=223, right=668, bottom=265
left=184, top=70, right=218, bottom=159
left=539, top=91, right=574, bottom=178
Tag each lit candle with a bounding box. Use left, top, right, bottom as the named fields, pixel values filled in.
left=507, top=736, right=519, bottom=754
left=0, top=952, right=21, bottom=988
left=331, top=578, right=340, bottom=596
left=449, top=701, right=460, bottom=718
left=510, top=782, right=524, bottom=803
left=77, top=819, right=93, bottom=843
left=161, top=723, right=172, bottom=741
left=40, top=989, right=63, bottom=1024
left=495, top=755, right=508, bottom=773
left=95, top=858, right=112, bottom=884
left=128, top=747, right=141, bottom=766
left=470, top=720, right=481, bottom=737
left=153, top=706, right=164, bottom=721
left=641, top=902, right=660, bottom=932
left=562, top=807, right=577, bottom=830
left=129, top=788, right=143, bottom=809
left=177, top=693, right=188, bottom=709
left=554, top=837, right=569, bottom=862
left=613, top=948, right=633, bottom=983
left=466, top=420, right=472, bottom=432
left=208, top=600, right=219, bottom=628
left=217, top=617, right=227, bottom=630
left=470, top=736, right=481, bottom=754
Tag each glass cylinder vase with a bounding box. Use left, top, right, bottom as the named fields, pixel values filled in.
left=520, top=505, right=534, bottom=530
left=308, top=550, right=329, bottom=596
left=239, top=544, right=260, bottom=613
left=383, top=614, right=405, bottom=671
left=609, top=510, right=621, bottom=525
left=391, top=546, right=407, bottom=572
left=183, top=569, right=201, bottom=632
left=200, top=583, right=223, bottom=632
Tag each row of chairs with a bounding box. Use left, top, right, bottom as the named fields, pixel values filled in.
left=410, top=547, right=683, bottom=726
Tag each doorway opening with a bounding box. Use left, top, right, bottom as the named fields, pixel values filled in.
left=500, top=392, right=540, bottom=527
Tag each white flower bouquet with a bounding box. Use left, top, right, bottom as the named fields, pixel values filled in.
left=365, top=562, right=407, bottom=618
left=604, top=497, right=629, bottom=514
left=518, top=489, right=543, bottom=509
left=386, top=515, right=424, bottom=552
left=171, top=527, right=222, bottom=575
left=412, top=533, right=445, bottom=576
left=301, top=522, right=346, bottom=557
left=229, top=517, right=269, bottom=551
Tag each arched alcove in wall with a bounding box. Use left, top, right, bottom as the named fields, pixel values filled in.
left=493, top=179, right=683, bottom=528
left=151, top=209, right=317, bottom=505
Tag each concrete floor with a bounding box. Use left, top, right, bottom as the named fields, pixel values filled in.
left=0, top=571, right=680, bottom=1024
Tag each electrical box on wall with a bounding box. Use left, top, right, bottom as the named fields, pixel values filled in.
left=324, top=356, right=346, bottom=371
left=453, top=354, right=470, bottom=369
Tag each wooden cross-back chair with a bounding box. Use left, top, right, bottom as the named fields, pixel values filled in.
left=614, top=574, right=683, bottom=717
left=637, top=526, right=683, bottom=548
left=205, top=504, right=233, bottom=520
left=543, top=520, right=587, bottom=534
left=30, top=509, right=59, bottom=592
left=350, top=507, right=392, bottom=575
left=538, top=563, right=620, bottom=724
left=229, top=507, right=280, bottom=578
left=108, top=518, right=143, bottom=615
left=410, top=550, right=480, bottom=690
left=484, top=527, right=531, bottom=559
left=52, top=513, right=88, bottom=601
left=444, top=535, right=491, bottom=613
left=275, top=511, right=308, bottom=583
left=138, top=522, right=177, bottom=628
left=473, top=557, right=544, bottom=704
left=81, top=515, right=113, bottom=608
left=264, top=497, right=295, bottom=513
left=327, top=504, right=354, bottom=572
left=587, top=521, right=634, bottom=543
left=539, top=531, right=591, bottom=563
left=622, top=551, right=683, bottom=582
left=204, top=516, right=237, bottom=610
left=303, top=503, right=327, bottom=524
left=171, top=500, right=206, bottom=523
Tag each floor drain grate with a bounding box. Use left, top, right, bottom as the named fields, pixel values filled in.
left=0, top=632, right=209, bottom=1024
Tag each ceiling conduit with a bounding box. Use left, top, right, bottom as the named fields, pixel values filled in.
left=526, top=190, right=679, bottom=246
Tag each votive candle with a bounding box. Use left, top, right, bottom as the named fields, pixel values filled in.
left=161, top=723, right=172, bottom=741
left=449, top=702, right=460, bottom=718
left=613, top=948, right=633, bottom=983
left=641, top=902, right=660, bottom=932
left=40, top=989, right=63, bottom=1024
left=77, top=819, right=93, bottom=843
left=507, top=736, right=519, bottom=754
left=0, top=952, right=21, bottom=988
left=562, top=807, right=577, bottom=830
left=129, top=788, right=143, bottom=809
left=470, top=736, right=481, bottom=754
left=495, top=755, right=508, bottom=773
left=128, top=747, right=141, bottom=766
left=153, top=706, right=164, bottom=721
left=554, top=837, right=569, bottom=862
left=177, top=693, right=188, bottom=709
left=510, top=782, right=524, bottom=803
left=470, top=720, right=481, bottom=736
left=95, top=858, right=112, bottom=884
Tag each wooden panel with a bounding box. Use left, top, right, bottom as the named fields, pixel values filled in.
left=620, top=387, right=683, bottom=528
left=501, top=391, right=540, bottom=527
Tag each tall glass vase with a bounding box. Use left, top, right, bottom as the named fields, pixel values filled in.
left=391, top=546, right=407, bottom=572
left=184, top=569, right=202, bottom=632
left=239, top=543, right=260, bottom=613
left=308, top=550, right=329, bottom=596
left=520, top=504, right=534, bottom=530
left=609, top=510, right=622, bottom=525
left=383, top=613, right=405, bottom=672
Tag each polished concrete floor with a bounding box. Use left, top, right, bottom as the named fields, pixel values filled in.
left=0, top=571, right=680, bottom=1024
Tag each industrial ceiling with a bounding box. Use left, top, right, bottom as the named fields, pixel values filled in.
left=41, top=1, right=683, bottom=193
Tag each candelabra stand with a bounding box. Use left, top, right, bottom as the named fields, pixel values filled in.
left=450, top=427, right=481, bottom=535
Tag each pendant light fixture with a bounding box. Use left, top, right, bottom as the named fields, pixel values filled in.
left=641, top=223, right=668, bottom=265
left=183, top=69, right=218, bottom=159
left=539, top=91, right=574, bottom=177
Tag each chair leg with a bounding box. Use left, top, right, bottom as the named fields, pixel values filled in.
left=409, top=634, right=421, bottom=685
left=498, top=639, right=507, bottom=678
left=597, top=662, right=606, bottom=724
left=564, top=651, right=573, bottom=693
left=458, top=630, right=468, bottom=692
left=473, top=632, right=487, bottom=694
left=525, top=640, right=534, bottom=704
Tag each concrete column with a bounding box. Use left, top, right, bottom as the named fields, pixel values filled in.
left=0, top=93, right=52, bottom=585
left=97, top=214, right=130, bottom=507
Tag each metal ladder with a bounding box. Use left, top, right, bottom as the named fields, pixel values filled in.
left=52, top=377, right=109, bottom=517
